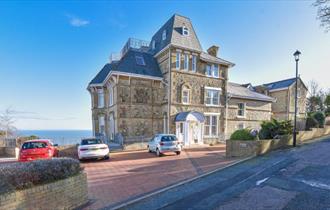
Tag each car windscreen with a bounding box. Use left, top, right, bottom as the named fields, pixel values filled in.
left=81, top=139, right=103, bottom=145
left=161, top=136, right=177, bottom=142
left=22, top=142, right=48, bottom=149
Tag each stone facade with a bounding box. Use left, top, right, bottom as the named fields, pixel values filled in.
left=88, top=14, right=281, bottom=146
left=226, top=98, right=272, bottom=139
left=90, top=76, right=167, bottom=143
left=255, top=78, right=308, bottom=130
left=0, top=173, right=88, bottom=210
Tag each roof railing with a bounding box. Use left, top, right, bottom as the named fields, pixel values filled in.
left=109, top=38, right=150, bottom=63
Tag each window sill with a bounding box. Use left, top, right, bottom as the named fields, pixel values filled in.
left=204, top=135, right=219, bottom=138
left=205, top=104, right=221, bottom=107
left=236, top=115, right=246, bottom=119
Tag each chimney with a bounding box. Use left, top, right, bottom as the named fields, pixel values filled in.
left=207, top=45, right=219, bottom=57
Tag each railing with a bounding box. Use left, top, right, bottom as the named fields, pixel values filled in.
left=109, top=38, right=150, bottom=63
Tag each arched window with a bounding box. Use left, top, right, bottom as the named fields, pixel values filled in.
left=182, top=85, right=190, bottom=104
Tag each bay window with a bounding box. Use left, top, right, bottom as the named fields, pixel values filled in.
left=109, top=86, right=114, bottom=106
left=97, top=89, right=104, bottom=108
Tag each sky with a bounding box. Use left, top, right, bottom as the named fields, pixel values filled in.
left=0, top=0, right=329, bottom=130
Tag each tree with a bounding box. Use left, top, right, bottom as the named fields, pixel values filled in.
left=325, top=93, right=330, bottom=116
left=314, top=0, right=330, bottom=32
left=0, top=108, right=17, bottom=137
left=307, top=80, right=324, bottom=112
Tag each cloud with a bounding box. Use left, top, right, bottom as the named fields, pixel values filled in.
left=66, top=14, right=90, bottom=27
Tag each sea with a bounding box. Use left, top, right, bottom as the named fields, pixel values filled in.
left=17, top=130, right=93, bottom=145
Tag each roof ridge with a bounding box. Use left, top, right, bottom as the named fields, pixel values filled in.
left=263, top=77, right=296, bottom=85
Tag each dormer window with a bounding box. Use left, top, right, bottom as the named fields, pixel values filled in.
left=152, top=40, right=155, bottom=50
left=135, top=56, right=145, bottom=66
left=162, top=30, right=167, bottom=40
left=182, top=26, right=189, bottom=36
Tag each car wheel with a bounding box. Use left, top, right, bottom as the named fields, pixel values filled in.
left=104, top=155, right=110, bottom=160
left=148, top=146, right=152, bottom=153
left=176, top=151, right=181, bottom=155
left=156, top=149, right=162, bottom=157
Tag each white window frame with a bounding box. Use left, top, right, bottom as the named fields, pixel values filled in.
left=182, top=26, right=189, bottom=36
left=109, top=86, right=114, bottom=106
left=212, top=64, right=219, bottom=78
left=97, top=89, right=105, bottom=108
left=192, top=55, right=197, bottom=72
left=182, top=88, right=190, bottom=104
left=184, top=54, right=189, bottom=71
left=204, top=115, right=218, bottom=137
left=297, top=87, right=301, bottom=98
left=176, top=52, right=181, bottom=70
left=205, top=87, right=221, bottom=106
left=206, top=64, right=212, bottom=76
left=237, top=103, right=246, bottom=118
left=98, top=115, right=105, bottom=135
left=162, top=30, right=166, bottom=40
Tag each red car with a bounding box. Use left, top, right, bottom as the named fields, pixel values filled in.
left=19, top=139, right=59, bottom=162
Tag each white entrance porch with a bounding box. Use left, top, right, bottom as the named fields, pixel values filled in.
left=175, top=111, right=204, bottom=146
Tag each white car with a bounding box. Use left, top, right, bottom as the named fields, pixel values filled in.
left=147, top=134, right=182, bottom=157
left=78, top=138, right=110, bottom=161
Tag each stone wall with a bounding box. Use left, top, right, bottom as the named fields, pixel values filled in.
left=226, top=126, right=330, bottom=157
left=0, top=173, right=88, bottom=210
left=0, top=138, right=18, bottom=158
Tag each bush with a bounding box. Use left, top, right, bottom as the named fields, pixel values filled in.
left=306, top=116, right=319, bottom=130
left=230, top=129, right=256, bottom=140
left=311, top=111, right=325, bottom=128
left=0, top=158, right=83, bottom=195
left=258, top=119, right=293, bottom=139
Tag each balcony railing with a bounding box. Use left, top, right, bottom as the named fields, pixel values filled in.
left=109, top=38, right=150, bottom=63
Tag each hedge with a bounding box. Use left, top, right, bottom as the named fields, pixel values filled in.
left=230, top=129, right=256, bottom=141
left=0, top=158, right=83, bottom=195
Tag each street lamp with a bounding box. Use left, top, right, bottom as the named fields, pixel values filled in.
left=293, top=50, right=301, bottom=147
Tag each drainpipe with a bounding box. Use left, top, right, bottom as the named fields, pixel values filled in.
left=167, top=48, right=171, bottom=134
left=225, top=93, right=232, bottom=141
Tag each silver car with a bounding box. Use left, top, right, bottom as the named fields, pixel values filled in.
left=147, top=134, right=182, bottom=157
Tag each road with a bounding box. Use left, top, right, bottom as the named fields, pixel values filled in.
left=121, top=137, right=330, bottom=210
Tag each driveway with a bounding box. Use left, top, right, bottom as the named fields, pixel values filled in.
left=122, top=137, right=330, bottom=210
left=82, top=144, right=239, bottom=209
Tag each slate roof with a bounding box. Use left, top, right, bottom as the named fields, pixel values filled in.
left=259, top=77, right=307, bottom=91
left=228, top=82, right=274, bottom=102
left=175, top=111, right=205, bottom=122
left=200, top=52, right=235, bottom=66
left=150, top=14, right=203, bottom=55
left=89, top=49, right=162, bottom=85
left=263, top=78, right=296, bottom=91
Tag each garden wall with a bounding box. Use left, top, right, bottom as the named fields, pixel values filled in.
left=0, top=173, right=88, bottom=210
left=226, top=126, right=330, bottom=157
left=0, top=138, right=18, bottom=158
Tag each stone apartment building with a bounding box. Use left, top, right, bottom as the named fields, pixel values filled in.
left=254, top=77, right=308, bottom=130
left=88, top=14, right=275, bottom=146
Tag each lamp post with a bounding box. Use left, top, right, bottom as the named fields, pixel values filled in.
left=293, top=50, right=301, bottom=147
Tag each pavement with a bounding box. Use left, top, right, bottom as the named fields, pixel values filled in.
left=81, top=144, right=240, bottom=209
left=121, top=137, right=330, bottom=210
